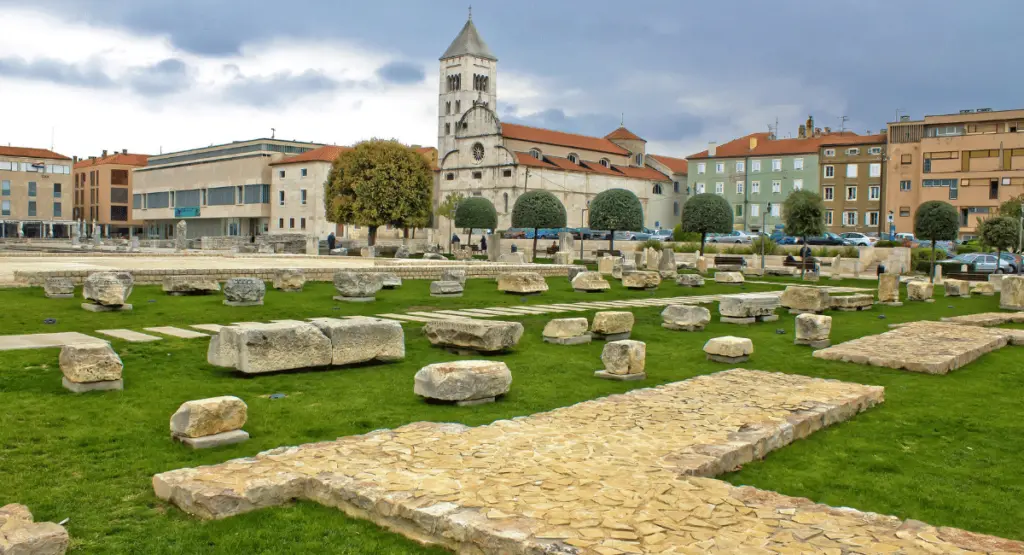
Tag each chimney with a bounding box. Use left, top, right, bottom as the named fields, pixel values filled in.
left=707, top=141, right=717, bottom=157
left=798, top=125, right=806, bottom=139
left=880, top=128, right=888, bottom=135
left=102, top=149, right=108, bottom=158
left=806, top=115, right=813, bottom=134
left=749, top=137, right=758, bottom=150
left=824, top=126, right=832, bottom=135
left=122, top=149, right=127, bottom=155
left=813, top=127, right=822, bottom=137
left=73, top=156, right=78, bottom=163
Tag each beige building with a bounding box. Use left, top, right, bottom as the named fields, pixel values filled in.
left=132, top=138, right=322, bottom=239
left=885, top=108, right=1024, bottom=239
left=436, top=16, right=686, bottom=233
left=74, top=150, right=148, bottom=237
left=817, top=135, right=886, bottom=234
left=0, top=146, right=73, bottom=238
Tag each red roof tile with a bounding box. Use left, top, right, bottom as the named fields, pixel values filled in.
left=605, top=127, right=646, bottom=142
left=648, top=154, right=688, bottom=174
left=270, top=145, right=351, bottom=166
left=688, top=131, right=865, bottom=160
left=74, top=153, right=149, bottom=169
left=579, top=159, right=623, bottom=176
left=612, top=164, right=669, bottom=181
left=502, top=123, right=629, bottom=156
left=0, top=146, right=71, bottom=161
left=514, top=151, right=558, bottom=169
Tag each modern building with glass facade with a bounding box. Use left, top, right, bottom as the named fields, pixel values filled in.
left=131, top=138, right=322, bottom=239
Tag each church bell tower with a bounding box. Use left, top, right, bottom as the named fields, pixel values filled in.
left=438, top=9, right=498, bottom=157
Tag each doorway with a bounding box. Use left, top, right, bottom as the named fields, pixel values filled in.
left=989, top=180, right=999, bottom=200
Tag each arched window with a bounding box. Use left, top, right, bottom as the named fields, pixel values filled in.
left=455, top=100, right=461, bottom=113
left=599, top=158, right=610, bottom=168
left=635, top=153, right=643, bottom=166
left=503, top=192, right=509, bottom=212
left=529, top=149, right=542, bottom=159
left=673, top=201, right=680, bottom=216
left=444, top=123, right=451, bottom=135
left=445, top=101, right=451, bottom=115
left=567, top=153, right=579, bottom=164
left=673, top=181, right=680, bottom=193
left=653, top=184, right=663, bottom=195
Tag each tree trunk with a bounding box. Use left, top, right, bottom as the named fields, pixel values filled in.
left=532, top=229, right=539, bottom=262
left=467, top=229, right=473, bottom=251
left=997, top=248, right=1002, bottom=273
left=700, top=232, right=706, bottom=255
left=368, top=226, right=377, bottom=247
left=609, top=230, right=615, bottom=252
left=800, top=238, right=807, bottom=279
left=930, top=242, right=936, bottom=282
left=403, top=228, right=410, bottom=239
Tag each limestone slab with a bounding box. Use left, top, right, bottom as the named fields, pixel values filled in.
left=175, top=430, right=250, bottom=449
left=62, top=377, right=123, bottom=393
left=0, top=332, right=104, bottom=351
left=95, top=329, right=162, bottom=342
left=145, top=326, right=209, bottom=339
left=0, top=503, right=69, bottom=555
left=191, top=324, right=227, bottom=333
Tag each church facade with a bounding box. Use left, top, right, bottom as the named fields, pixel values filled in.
left=435, top=16, right=688, bottom=232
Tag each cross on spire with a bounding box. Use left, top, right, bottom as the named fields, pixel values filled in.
left=468, top=5, right=472, bottom=20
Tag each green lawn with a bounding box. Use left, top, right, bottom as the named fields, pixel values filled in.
left=2, top=276, right=1023, bottom=553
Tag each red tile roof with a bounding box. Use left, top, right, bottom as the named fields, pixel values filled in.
left=515, top=151, right=557, bottom=169
left=0, top=146, right=70, bottom=161
left=611, top=164, right=669, bottom=181
left=605, top=127, right=646, bottom=142
left=513, top=152, right=667, bottom=181
left=648, top=154, right=688, bottom=175
left=579, top=159, right=623, bottom=176
left=270, top=145, right=351, bottom=166
left=74, top=153, right=149, bottom=169
left=688, top=132, right=865, bottom=160
left=502, top=123, right=630, bottom=155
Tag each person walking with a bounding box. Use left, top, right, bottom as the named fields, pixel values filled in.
left=327, top=232, right=336, bottom=251
left=480, top=235, right=487, bottom=253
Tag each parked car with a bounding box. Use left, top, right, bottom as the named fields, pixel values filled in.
left=805, top=232, right=851, bottom=246
left=707, top=231, right=754, bottom=244
left=650, top=229, right=674, bottom=241
left=503, top=228, right=526, bottom=239
left=941, top=253, right=1014, bottom=273
left=777, top=235, right=798, bottom=245
left=999, top=252, right=1019, bottom=272
left=614, top=230, right=652, bottom=241
left=840, top=232, right=875, bottom=246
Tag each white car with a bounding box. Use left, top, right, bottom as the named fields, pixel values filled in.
left=840, top=232, right=875, bottom=247
left=650, top=229, right=674, bottom=241
left=707, top=231, right=754, bottom=244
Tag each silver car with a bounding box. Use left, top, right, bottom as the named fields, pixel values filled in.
left=706, top=231, right=754, bottom=244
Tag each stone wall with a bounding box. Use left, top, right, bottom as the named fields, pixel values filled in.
left=200, top=236, right=250, bottom=251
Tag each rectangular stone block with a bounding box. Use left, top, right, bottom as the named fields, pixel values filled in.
left=207, top=322, right=332, bottom=374
left=62, top=377, right=123, bottom=393
left=174, top=430, right=250, bottom=449
left=308, top=317, right=405, bottom=366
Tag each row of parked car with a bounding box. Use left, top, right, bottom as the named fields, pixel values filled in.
left=502, top=228, right=675, bottom=241
left=705, top=230, right=881, bottom=246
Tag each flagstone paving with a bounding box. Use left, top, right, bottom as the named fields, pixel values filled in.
left=813, top=320, right=1023, bottom=374
left=190, top=324, right=226, bottom=333
left=95, top=329, right=163, bottom=343
left=144, top=326, right=209, bottom=339
left=0, top=331, right=104, bottom=351
left=153, top=369, right=1023, bottom=554
left=941, top=312, right=1024, bottom=327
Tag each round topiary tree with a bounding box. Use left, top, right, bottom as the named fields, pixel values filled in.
left=511, top=190, right=567, bottom=261
left=588, top=188, right=644, bottom=250
left=782, top=190, right=826, bottom=278
left=913, top=200, right=959, bottom=281
left=454, top=197, right=498, bottom=248
left=979, top=215, right=1019, bottom=274
left=680, top=193, right=732, bottom=254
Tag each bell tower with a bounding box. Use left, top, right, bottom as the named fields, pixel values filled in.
left=438, top=9, right=498, bottom=156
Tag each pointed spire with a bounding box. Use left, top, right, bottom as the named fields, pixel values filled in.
left=440, top=13, right=497, bottom=61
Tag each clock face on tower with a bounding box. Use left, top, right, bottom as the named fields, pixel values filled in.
left=472, top=142, right=485, bottom=162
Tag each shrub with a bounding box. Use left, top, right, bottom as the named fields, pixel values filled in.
left=672, top=224, right=701, bottom=242
left=680, top=193, right=732, bottom=253
left=640, top=239, right=664, bottom=251
left=783, top=190, right=826, bottom=239
left=673, top=242, right=702, bottom=253
left=957, top=244, right=982, bottom=254
left=702, top=244, right=720, bottom=254
left=751, top=236, right=778, bottom=255
left=841, top=246, right=859, bottom=258
left=875, top=240, right=899, bottom=248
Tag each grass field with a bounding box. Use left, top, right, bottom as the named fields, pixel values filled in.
left=2, top=275, right=1023, bottom=553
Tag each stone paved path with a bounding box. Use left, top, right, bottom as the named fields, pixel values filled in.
left=153, top=369, right=1023, bottom=554
left=144, top=326, right=210, bottom=339
left=94, top=329, right=163, bottom=343
left=0, top=332, right=104, bottom=351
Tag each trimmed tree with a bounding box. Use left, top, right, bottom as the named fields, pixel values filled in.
left=782, top=190, right=826, bottom=277
left=978, top=215, right=1020, bottom=273
left=454, top=197, right=498, bottom=249
left=913, top=200, right=959, bottom=281
left=679, top=193, right=732, bottom=255
left=511, top=190, right=567, bottom=261
left=588, top=188, right=644, bottom=251
left=324, top=139, right=433, bottom=246
left=437, top=192, right=466, bottom=253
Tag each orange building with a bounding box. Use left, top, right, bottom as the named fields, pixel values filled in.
left=73, top=150, right=149, bottom=237
left=885, top=109, right=1024, bottom=239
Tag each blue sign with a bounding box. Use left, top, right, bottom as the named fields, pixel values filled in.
left=174, top=207, right=200, bottom=218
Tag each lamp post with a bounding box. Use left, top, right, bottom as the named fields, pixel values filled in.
left=761, top=202, right=772, bottom=273
left=1018, top=201, right=1023, bottom=274
left=580, top=202, right=589, bottom=261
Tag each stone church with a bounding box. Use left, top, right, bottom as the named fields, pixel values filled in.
left=436, top=15, right=689, bottom=232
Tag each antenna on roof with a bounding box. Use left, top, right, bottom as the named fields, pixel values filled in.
left=838, top=115, right=848, bottom=134
left=271, top=127, right=276, bottom=139
left=50, top=126, right=55, bottom=151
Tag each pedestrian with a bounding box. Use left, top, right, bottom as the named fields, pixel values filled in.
left=480, top=235, right=487, bottom=252
left=327, top=232, right=336, bottom=250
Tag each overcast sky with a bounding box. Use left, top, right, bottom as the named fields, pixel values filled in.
left=1, top=0, right=1021, bottom=161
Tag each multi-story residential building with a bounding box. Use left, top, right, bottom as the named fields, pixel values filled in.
left=132, top=138, right=322, bottom=239
left=687, top=117, right=850, bottom=233
left=73, top=150, right=149, bottom=237
left=647, top=155, right=689, bottom=218
left=818, top=135, right=886, bottom=234
left=0, top=146, right=73, bottom=238
left=885, top=108, right=1024, bottom=240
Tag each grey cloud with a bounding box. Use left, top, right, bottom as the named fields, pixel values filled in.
left=0, top=56, right=115, bottom=89
left=375, top=61, right=425, bottom=85
left=224, top=69, right=359, bottom=108
left=125, top=58, right=192, bottom=96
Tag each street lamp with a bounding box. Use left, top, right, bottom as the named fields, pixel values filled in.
left=761, top=202, right=772, bottom=273
left=1018, top=201, right=1023, bottom=274
left=580, top=200, right=590, bottom=261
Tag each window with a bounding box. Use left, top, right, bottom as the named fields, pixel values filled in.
left=869, top=147, right=882, bottom=155
left=673, top=181, right=679, bottom=193
left=53, top=183, right=61, bottom=198
left=600, top=158, right=610, bottom=168
left=445, top=172, right=455, bottom=181
left=949, top=180, right=958, bottom=200
left=869, top=163, right=881, bottom=177
left=28, top=201, right=36, bottom=217
left=1, top=200, right=8, bottom=216
left=923, top=179, right=958, bottom=187
left=455, top=100, right=461, bottom=113
left=736, top=182, right=744, bottom=194
left=846, top=164, right=858, bottom=178
left=530, top=149, right=542, bottom=159
left=900, top=180, right=911, bottom=191
left=301, top=168, right=308, bottom=178
left=503, top=192, right=509, bottom=212
left=901, top=154, right=912, bottom=164
left=751, top=204, right=760, bottom=217
left=823, top=186, right=834, bottom=201
left=110, top=206, right=127, bottom=221
left=279, top=191, right=285, bottom=205
left=207, top=186, right=234, bottom=206
left=300, top=218, right=306, bottom=230
left=772, top=180, right=781, bottom=193
left=53, top=202, right=61, bottom=217
left=923, top=159, right=931, bottom=173
left=715, top=162, right=724, bottom=174
left=445, top=101, right=451, bottom=115
left=278, top=170, right=285, bottom=178
left=771, top=204, right=780, bottom=217
left=567, top=153, right=579, bottom=164
left=867, top=211, right=879, bottom=226
left=444, top=123, right=451, bottom=135
left=1, top=180, right=8, bottom=195
left=715, top=182, right=724, bottom=194
left=169, top=191, right=176, bottom=207
left=734, top=204, right=744, bottom=217
left=751, top=181, right=760, bottom=193
left=751, top=160, right=761, bottom=172
left=289, top=218, right=295, bottom=229
left=301, top=190, right=307, bottom=205
left=846, top=148, right=860, bottom=155
left=133, top=194, right=142, bottom=209
left=824, top=165, right=834, bottom=178
left=825, top=210, right=834, bottom=225
left=846, top=186, right=857, bottom=201
left=502, top=169, right=512, bottom=177
left=824, top=149, right=835, bottom=157
left=736, top=161, right=745, bottom=172
left=28, top=182, right=36, bottom=197
left=146, top=191, right=170, bottom=208
left=697, top=162, right=706, bottom=174
left=472, top=171, right=482, bottom=179
left=793, top=179, right=803, bottom=191
left=653, top=184, right=663, bottom=195
left=844, top=211, right=858, bottom=226
left=635, top=154, right=643, bottom=166
left=771, top=159, right=782, bottom=171
left=242, top=184, right=269, bottom=204
left=673, top=201, right=679, bottom=216
left=794, top=158, right=804, bottom=170
left=869, top=186, right=880, bottom=200
left=279, top=218, right=284, bottom=229
left=109, top=187, right=129, bottom=204
left=696, top=183, right=705, bottom=193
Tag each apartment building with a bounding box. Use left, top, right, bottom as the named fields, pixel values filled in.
left=268, top=145, right=349, bottom=239
left=885, top=108, right=1024, bottom=239
left=687, top=117, right=849, bottom=232
left=818, top=135, right=886, bottom=234
left=0, top=146, right=73, bottom=238
left=131, top=138, right=322, bottom=239
left=73, top=150, right=149, bottom=237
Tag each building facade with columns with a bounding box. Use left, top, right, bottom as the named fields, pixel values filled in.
left=0, top=146, right=73, bottom=238
left=435, top=16, right=685, bottom=233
